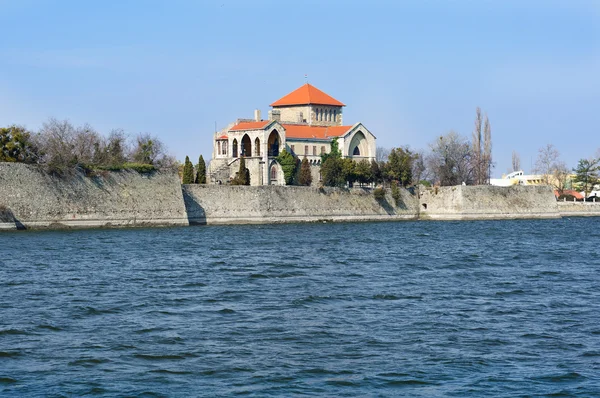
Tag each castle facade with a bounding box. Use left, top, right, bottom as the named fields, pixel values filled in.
left=208, top=83, right=376, bottom=185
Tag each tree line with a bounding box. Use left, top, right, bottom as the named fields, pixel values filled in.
left=0, top=119, right=176, bottom=175
left=318, top=107, right=495, bottom=188
left=524, top=144, right=600, bottom=198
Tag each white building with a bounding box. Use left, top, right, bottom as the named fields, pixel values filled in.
left=208, top=83, right=376, bottom=186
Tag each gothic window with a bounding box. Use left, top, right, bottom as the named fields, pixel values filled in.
left=255, top=137, right=261, bottom=156
left=313, top=146, right=316, bottom=156
left=232, top=139, right=238, bottom=158
left=353, top=146, right=361, bottom=156
left=270, top=166, right=277, bottom=181
left=315, top=109, right=319, bottom=122
left=305, top=145, right=309, bottom=155
left=333, top=110, right=337, bottom=122
left=268, top=130, right=280, bottom=156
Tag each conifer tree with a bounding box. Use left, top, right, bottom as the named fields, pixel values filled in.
left=182, top=156, right=194, bottom=184
left=299, top=156, right=312, bottom=186
left=195, top=154, right=206, bottom=184
left=232, top=156, right=250, bottom=185
left=276, top=149, right=298, bottom=185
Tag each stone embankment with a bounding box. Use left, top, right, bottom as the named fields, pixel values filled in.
left=557, top=201, right=600, bottom=218
left=0, top=163, right=188, bottom=230
left=1, top=163, right=598, bottom=230
left=418, top=185, right=562, bottom=220
left=182, top=185, right=419, bottom=225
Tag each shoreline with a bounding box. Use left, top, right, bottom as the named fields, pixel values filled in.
left=1, top=163, right=599, bottom=231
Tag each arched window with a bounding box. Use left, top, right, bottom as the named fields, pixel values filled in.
left=315, top=109, right=319, bottom=122
left=333, top=110, right=337, bottom=123
left=270, top=166, right=277, bottom=181
left=254, top=137, right=261, bottom=156
left=328, top=110, right=331, bottom=122
left=268, top=130, right=280, bottom=156
left=353, top=146, right=361, bottom=156
left=232, top=139, right=238, bottom=158
left=217, top=141, right=221, bottom=155
left=241, top=134, right=251, bottom=157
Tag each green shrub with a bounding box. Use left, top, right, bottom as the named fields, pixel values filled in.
left=373, top=187, right=386, bottom=201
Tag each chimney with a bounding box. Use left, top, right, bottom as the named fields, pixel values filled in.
left=268, top=109, right=281, bottom=122
left=254, top=109, right=261, bottom=121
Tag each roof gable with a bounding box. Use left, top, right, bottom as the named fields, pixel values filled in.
left=229, top=121, right=272, bottom=131
left=270, top=84, right=345, bottom=107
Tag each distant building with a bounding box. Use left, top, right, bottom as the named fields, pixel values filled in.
left=208, top=84, right=376, bottom=185
left=490, top=171, right=567, bottom=187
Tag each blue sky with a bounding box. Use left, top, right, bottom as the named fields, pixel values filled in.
left=1, top=0, right=598, bottom=176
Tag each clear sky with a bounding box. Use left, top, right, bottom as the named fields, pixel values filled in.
left=1, top=0, right=598, bottom=176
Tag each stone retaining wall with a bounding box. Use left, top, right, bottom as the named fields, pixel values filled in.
left=418, top=185, right=561, bottom=220
left=182, top=185, right=419, bottom=225
left=0, top=163, right=188, bottom=230
left=2, top=163, right=597, bottom=230
left=557, top=202, right=600, bottom=217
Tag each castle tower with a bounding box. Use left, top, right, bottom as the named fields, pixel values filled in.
left=269, top=83, right=344, bottom=127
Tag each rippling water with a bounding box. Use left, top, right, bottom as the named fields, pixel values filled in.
left=1, top=218, right=599, bottom=396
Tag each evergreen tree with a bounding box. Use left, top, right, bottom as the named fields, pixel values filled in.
left=231, top=156, right=250, bottom=185
left=0, top=125, right=39, bottom=163
left=355, top=159, right=373, bottom=186
left=276, top=149, right=298, bottom=185
left=386, top=147, right=414, bottom=187
left=195, top=154, right=206, bottom=184
left=321, top=157, right=345, bottom=187
left=573, top=158, right=600, bottom=197
left=320, top=138, right=345, bottom=187
left=182, top=156, right=194, bottom=184
left=371, top=160, right=382, bottom=185
left=320, top=137, right=341, bottom=163
left=298, top=156, right=312, bottom=186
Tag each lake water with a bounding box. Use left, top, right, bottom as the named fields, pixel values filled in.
left=1, top=218, right=599, bottom=397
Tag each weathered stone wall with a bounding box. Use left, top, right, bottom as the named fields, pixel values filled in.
left=0, top=163, right=188, bottom=230
left=419, top=185, right=561, bottom=220
left=2, top=162, right=597, bottom=231
left=182, top=185, right=419, bottom=225
left=557, top=201, right=600, bottom=217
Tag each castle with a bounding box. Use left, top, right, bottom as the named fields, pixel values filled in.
left=208, top=83, right=376, bottom=186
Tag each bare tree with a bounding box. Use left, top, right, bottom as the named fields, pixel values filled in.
left=130, top=133, right=177, bottom=169
left=534, top=144, right=561, bottom=185
left=553, top=161, right=570, bottom=194
left=472, top=107, right=482, bottom=184
left=411, top=150, right=429, bottom=185
left=427, top=131, right=473, bottom=186
left=72, top=123, right=102, bottom=165
left=376, top=147, right=390, bottom=162
left=511, top=151, right=521, bottom=172
left=483, top=114, right=492, bottom=182
left=35, top=118, right=79, bottom=175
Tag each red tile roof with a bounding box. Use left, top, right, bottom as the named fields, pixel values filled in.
left=270, top=84, right=345, bottom=107
left=229, top=121, right=271, bottom=131
left=217, top=135, right=228, bottom=140
left=282, top=124, right=352, bottom=140
left=555, top=189, right=584, bottom=199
